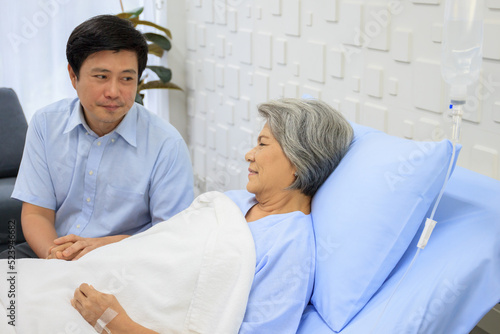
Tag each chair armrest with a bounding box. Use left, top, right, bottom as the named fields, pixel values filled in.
left=0, top=177, right=25, bottom=247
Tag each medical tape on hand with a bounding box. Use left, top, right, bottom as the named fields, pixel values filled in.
left=94, top=308, right=118, bottom=334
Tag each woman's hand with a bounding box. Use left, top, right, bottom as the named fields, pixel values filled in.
left=71, top=284, right=159, bottom=334
left=71, top=283, right=128, bottom=328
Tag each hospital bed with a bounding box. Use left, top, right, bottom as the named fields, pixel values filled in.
left=297, top=122, right=500, bottom=333
left=0, top=122, right=498, bottom=333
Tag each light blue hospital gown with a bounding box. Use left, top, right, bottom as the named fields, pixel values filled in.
left=225, top=190, right=315, bottom=334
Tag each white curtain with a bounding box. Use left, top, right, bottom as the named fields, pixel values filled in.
left=0, top=0, right=166, bottom=122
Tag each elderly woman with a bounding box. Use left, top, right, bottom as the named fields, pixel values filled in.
left=71, top=98, right=353, bottom=333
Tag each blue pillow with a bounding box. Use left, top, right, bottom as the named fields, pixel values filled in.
left=310, top=122, right=460, bottom=331
left=301, top=167, right=500, bottom=334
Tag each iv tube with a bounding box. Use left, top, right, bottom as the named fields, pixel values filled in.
left=430, top=0, right=484, bottom=223
left=370, top=2, right=484, bottom=332
left=423, top=0, right=484, bottom=245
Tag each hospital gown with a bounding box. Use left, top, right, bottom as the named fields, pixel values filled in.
left=225, top=190, right=315, bottom=334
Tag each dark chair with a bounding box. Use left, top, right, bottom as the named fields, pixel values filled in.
left=0, top=88, right=28, bottom=252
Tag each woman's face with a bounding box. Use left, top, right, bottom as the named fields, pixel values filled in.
left=245, top=123, right=296, bottom=196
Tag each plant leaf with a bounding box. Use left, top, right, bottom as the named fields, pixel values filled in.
left=138, top=80, right=182, bottom=91
left=135, top=93, right=144, bottom=105
left=117, top=12, right=134, bottom=19
left=148, top=43, right=164, bottom=58
left=130, top=19, right=172, bottom=39
left=144, top=33, right=171, bottom=51
left=122, top=7, right=144, bottom=19
left=146, top=66, right=172, bottom=83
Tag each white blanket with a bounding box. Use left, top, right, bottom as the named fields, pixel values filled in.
left=0, top=191, right=256, bottom=334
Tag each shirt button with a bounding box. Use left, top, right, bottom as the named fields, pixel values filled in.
left=89, top=170, right=94, bottom=175
left=97, top=141, right=102, bottom=146
left=85, top=132, right=89, bottom=135
left=111, top=139, right=115, bottom=143
left=76, top=225, right=81, bottom=229
left=86, top=197, right=91, bottom=202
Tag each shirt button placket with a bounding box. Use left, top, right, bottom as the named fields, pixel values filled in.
left=79, top=137, right=109, bottom=234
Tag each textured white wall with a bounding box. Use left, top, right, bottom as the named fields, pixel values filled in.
left=182, top=0, right=500, bottom=193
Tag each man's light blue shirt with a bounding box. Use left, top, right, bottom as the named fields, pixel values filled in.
left=12, top=98, right=194, bottom=238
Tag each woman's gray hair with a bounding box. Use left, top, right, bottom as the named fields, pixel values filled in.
left=258, top=98, right=353, bottom=197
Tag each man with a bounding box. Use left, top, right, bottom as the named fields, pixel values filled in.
left=0, top=15, right=194, bottom=261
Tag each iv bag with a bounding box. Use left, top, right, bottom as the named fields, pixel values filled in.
left=441, top=0, right=484, bottom=102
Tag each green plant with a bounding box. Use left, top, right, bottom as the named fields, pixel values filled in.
left=116, top=6, right=181, bottom=105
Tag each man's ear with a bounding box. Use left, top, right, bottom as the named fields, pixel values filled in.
left=68, top=64, right=77, bottom=89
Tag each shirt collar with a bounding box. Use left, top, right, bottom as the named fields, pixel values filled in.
left=114, top=103, right=137, bottom=147
left=63, top=100, right=84, bottom=134
left=62, top=100, right=138, bottom=147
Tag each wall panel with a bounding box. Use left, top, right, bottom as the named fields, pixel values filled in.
left=184, top=0, right=500, bottom=192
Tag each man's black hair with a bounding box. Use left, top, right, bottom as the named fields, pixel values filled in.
left=66, top=15, right=148, bottom=79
